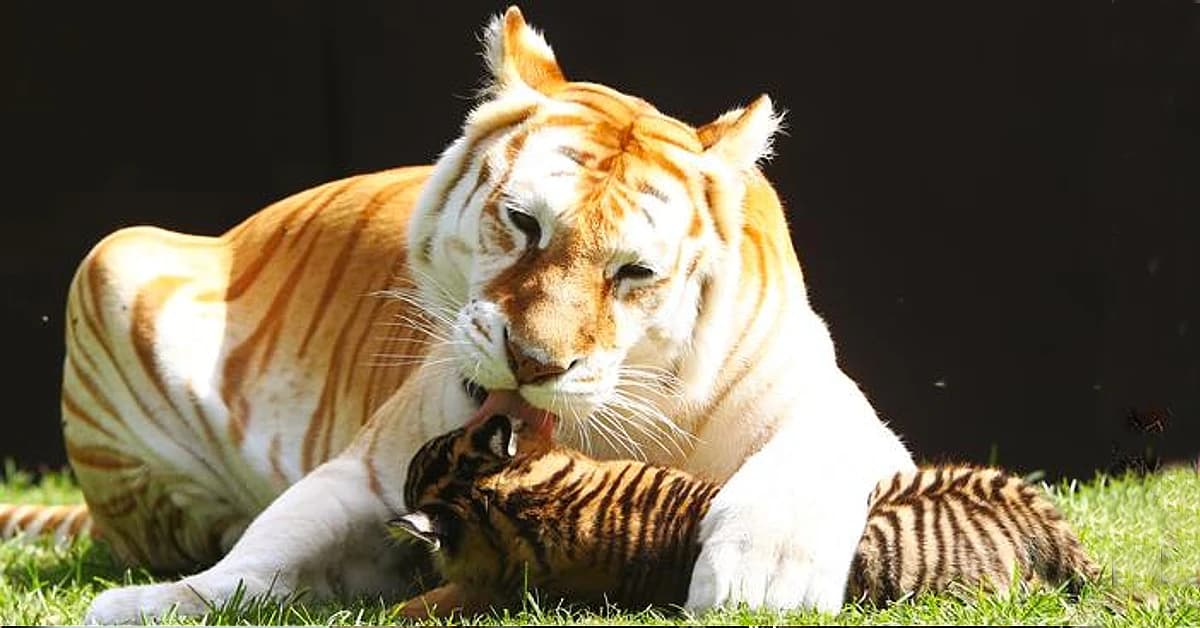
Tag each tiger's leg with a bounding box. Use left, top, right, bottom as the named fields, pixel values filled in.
left=82, top=357, right=473, bottom=624
left=84, top=457, right=398, bottom=623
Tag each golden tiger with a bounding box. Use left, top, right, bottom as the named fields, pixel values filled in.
left=392, top=414, right=1098, bottom=617
left=16, top=6, right=920, bottom=623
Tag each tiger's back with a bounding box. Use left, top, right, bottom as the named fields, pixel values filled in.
left=847, top=466, right=1100, bottom=605
left=398, top=417, right=1099, bottom=615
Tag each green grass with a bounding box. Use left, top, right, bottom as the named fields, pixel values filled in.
left=2, top=464, right=1197, bottom=626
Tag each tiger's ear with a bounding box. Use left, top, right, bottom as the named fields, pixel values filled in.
left=698, top=95, right=783, bottom=171
left=482, top=6, right=566, bottom=95
left=388, top=511, right=443, bottom=551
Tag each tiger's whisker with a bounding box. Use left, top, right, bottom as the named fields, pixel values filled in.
left=599, top=397, right=680, bottom=458
left=591, top=406, right=645, bottom=460
left=608, top=389, right=694, bottom=441
left=589, top=408, right=641, bottom=460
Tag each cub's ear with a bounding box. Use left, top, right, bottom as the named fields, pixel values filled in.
left=388, top=511, right=443, bottom=551
left=698, top=95, right=784, bottom=171
left=482, top=6, right=566, bottom=95
left=477, top=414, right=521, bottom=459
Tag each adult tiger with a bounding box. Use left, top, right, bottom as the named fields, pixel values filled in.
left=59, top=6, right=915, bottom=623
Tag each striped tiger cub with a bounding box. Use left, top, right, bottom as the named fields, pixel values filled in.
left=391, top=414, right=1099, bottom=616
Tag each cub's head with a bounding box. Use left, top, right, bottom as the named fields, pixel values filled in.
left=407, top=7, right=783, bottom=445
left=394, top=413, right=547, bottom=565
left=401, top=412, right=549, bottom=520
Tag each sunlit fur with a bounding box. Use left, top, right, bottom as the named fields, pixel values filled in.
left=394, top=418, right=1100, bottom=617
left=58, top=6, right=920, bottom=623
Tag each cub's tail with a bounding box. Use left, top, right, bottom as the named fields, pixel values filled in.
left=0, top=503, right=94, bottom=542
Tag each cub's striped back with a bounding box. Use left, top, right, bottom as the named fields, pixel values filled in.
left=393, top=416, right=1099, bottom=616
left=848, top=466, right=1100, bottom=605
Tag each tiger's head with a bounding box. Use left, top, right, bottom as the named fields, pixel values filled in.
left=407, top=7, right=784, bottom=449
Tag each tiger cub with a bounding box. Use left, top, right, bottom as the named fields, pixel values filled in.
left=391, top=415, right=1098, bottom=616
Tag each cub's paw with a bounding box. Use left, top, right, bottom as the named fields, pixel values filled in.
left=84, top=581, right=212, bottom=624
left=685, top=469, right=867, bottom=613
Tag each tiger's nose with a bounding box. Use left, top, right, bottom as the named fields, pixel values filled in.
left=505, top=331, right=578, bottom=385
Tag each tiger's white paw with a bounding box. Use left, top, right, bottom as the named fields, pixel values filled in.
left=685, top=453, right=870, bottom=613
left=84, top=581, right=212, bottom=624
left=83, top=573, right=284, bottom=625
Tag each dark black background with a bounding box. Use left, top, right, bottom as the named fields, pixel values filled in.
left=3, top=1, right=1197, bottom=481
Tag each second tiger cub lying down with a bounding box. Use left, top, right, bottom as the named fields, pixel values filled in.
left=391, top=415, right=1099, bottom=617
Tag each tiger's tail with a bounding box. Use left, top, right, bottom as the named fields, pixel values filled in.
left=0, top=503, right=94, bottom=543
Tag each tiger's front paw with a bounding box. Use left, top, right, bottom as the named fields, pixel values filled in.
left=83, top=581, right=212, bottom=624
left=83, top=571, right=291, bottom=625
left=684, top=463, right=868, bottom=613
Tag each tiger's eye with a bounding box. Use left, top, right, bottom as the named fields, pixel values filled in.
left=507, top=209, right=541, bottom=246
left=615, top=263, right=656, bottom=282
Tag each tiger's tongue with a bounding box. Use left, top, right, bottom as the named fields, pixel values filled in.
left=467, top=390, right=557, bottom=440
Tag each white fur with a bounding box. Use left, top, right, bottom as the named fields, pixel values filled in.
left=684, top=339, right=917, bottom=610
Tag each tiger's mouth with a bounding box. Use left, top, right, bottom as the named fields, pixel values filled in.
left=461, top=378, right=557, bottom=437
